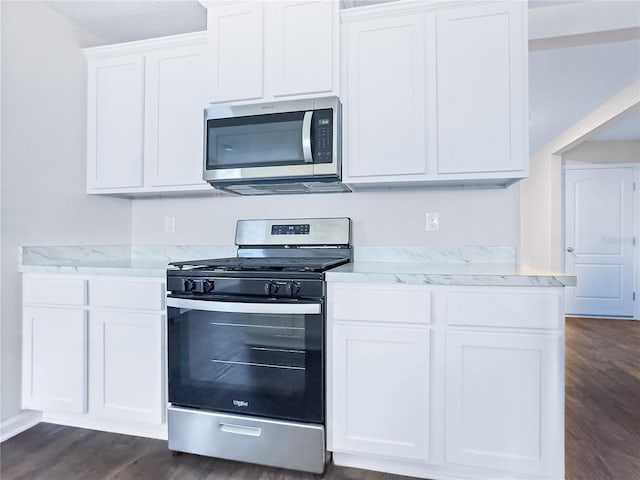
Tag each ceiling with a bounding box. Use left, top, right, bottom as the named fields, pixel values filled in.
left=46, top=1, right=206, bottom=44
left=45, top=0, right=640, bottom=152
left=529, top=38, right=640, bottom=150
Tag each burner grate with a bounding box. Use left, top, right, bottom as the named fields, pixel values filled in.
left=169, top=256, right=348, bottom=273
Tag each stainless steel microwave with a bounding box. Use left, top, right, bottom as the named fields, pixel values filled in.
left=203, top=97, right=349, bottom=195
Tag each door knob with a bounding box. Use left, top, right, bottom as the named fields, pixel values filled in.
left=566, top=247, right=574, bottom=252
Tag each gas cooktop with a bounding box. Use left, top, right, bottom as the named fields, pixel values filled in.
left=169, top=256, right=349, bottom=273
left=166, top=218, right=352, bottom=297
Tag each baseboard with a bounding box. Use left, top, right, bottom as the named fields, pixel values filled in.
left=43, top=414, right=168, bottom=440
left=566, top=315, right=638, bottom=321
left=332, top=452, right=565, bottom=480
left=0, top=410, right=42, bottom=443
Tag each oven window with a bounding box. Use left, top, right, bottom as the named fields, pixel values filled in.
left=168, top=305, right=324, bottom=423
left=206, top=112, right=305, bottom=170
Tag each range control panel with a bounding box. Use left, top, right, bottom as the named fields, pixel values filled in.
left=271, top=224, right=311, bottom=235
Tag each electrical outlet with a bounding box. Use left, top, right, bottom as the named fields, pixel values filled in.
left=426, top=212, right=439, bottom=232
left=165, top=216, right=176, bottom=233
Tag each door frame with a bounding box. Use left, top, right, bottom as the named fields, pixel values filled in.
left=562, top=162, right=640, bottom=320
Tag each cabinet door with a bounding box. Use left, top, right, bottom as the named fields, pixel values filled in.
left=89, top=311, right=164, bottom=424
left=332, top=325, right=430, bottom=461
left=206, top=2, right=264, bottom=103
left=87, top=55, right=145, bottom=190
left=22, top=307, right=87, bottom=413
left=144, top=44, right=207, bottom=187
left=436, top=2, right=526, bottom=175
left=344, top=15, right=427, bottom=181
left=446, top=331, right=563, bottom=477
left=267, top=1, right=336, bottom=97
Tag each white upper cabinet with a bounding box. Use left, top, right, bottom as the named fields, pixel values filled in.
left=267, top=1, right=337, bottom=97
left=144, top=44, right=208, bottom=188
left=202, top=0, right=339, bottom=104
left=341, top=1, right=528, bottom=187
left=343, top=14, right=427, bottom=180
left=84, top=33, right=211, bottom=196
left=87, top=55, right=145, bottom=190
left=206, top=2, right=264, bottom=103
left=436, top=2, right=527, bottom=177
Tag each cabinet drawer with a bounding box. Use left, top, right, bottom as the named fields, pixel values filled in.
left=331, top=284, right=431, bottom=324
left=23, top=277, right=86, bottom=306
left=89, top=279, right=164, bottom=310
left=446, top=290, right=562, bottom=329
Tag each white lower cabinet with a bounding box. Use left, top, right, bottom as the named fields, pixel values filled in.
left=445, top=331, right=563, bottom=476
left=332, top=325, right=430, bottom=461
left=22, top=274, right=166, bottom=439
left=89, top=310, right=164, bottom=424
left=22, top=307, right=87, bottom=414
left=328, top=281, right=565, bottom=480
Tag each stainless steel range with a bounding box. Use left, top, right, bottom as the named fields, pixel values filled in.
left=166, top=218, right=351, bottom=474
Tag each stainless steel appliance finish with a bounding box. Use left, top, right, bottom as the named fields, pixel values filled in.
left=203, top=97, right=347, bottom=195
left=236, top=217, right=351, bottom=247
left=168, top=407, right=326, bottom=474
left=166, top=218, right=352, bottom=474
left=166, top=297, right=322, bottom=315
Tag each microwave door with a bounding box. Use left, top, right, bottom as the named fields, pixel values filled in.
left=205, top=111, right=315, bottom=177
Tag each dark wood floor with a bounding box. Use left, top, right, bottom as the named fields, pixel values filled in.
left=565, top=317, right=640, bottom=480
left=0, top=422, right=413, bottom=480
left=2, top=317, right=638, bottom=480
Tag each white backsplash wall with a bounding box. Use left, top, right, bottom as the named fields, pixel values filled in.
left=131, top=185, right=520, bottom=248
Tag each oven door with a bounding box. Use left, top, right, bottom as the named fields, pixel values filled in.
left=167, top=297, right=324, bottom=424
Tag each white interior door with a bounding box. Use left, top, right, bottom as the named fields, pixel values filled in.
left=564, top=167, right=636, bottom=317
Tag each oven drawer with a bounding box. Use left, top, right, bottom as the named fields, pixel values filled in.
left=168, top=406, right=326, bottom=474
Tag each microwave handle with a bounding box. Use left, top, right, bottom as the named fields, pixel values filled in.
left=302, top=111, right=313, bottom=163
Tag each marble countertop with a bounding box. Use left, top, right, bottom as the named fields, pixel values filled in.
left=20, top=258, right=171, bottom=277
left=18, top=245, right=237, bottom=277
left=19, top=245, right=575, bottom=286
left=325, top=262, right=577, bottom=287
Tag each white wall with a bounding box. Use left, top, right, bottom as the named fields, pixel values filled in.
left=520, top=148, right=559, bottom=269
left=521, top=78, right=640, bottom=272
left=0, top=0, right=4, bottom=428
left=0, top=1, right=132, bottom=423
left=131, top=186, right=521, bottom=248
left=563, top=140, right=640, bottom=165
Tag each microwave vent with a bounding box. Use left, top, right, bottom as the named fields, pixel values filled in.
left=214, top=181, right=352, bottom=196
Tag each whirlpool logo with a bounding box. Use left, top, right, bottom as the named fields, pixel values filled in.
left=233, top=399, right=249, bottom=407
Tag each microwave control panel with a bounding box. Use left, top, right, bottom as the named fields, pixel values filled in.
left=312, top=109, right=333, bottom=164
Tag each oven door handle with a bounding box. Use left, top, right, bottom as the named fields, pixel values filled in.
left=166, top=297, right=321, bottom=315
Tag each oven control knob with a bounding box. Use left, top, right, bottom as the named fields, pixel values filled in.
left=193, top=279, right=214, bottom=293
left=264, top=281, right=279, bottom=296
left=183, top=279, right=195, bottom=292
left=285, top=282, right=300, bottom=297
